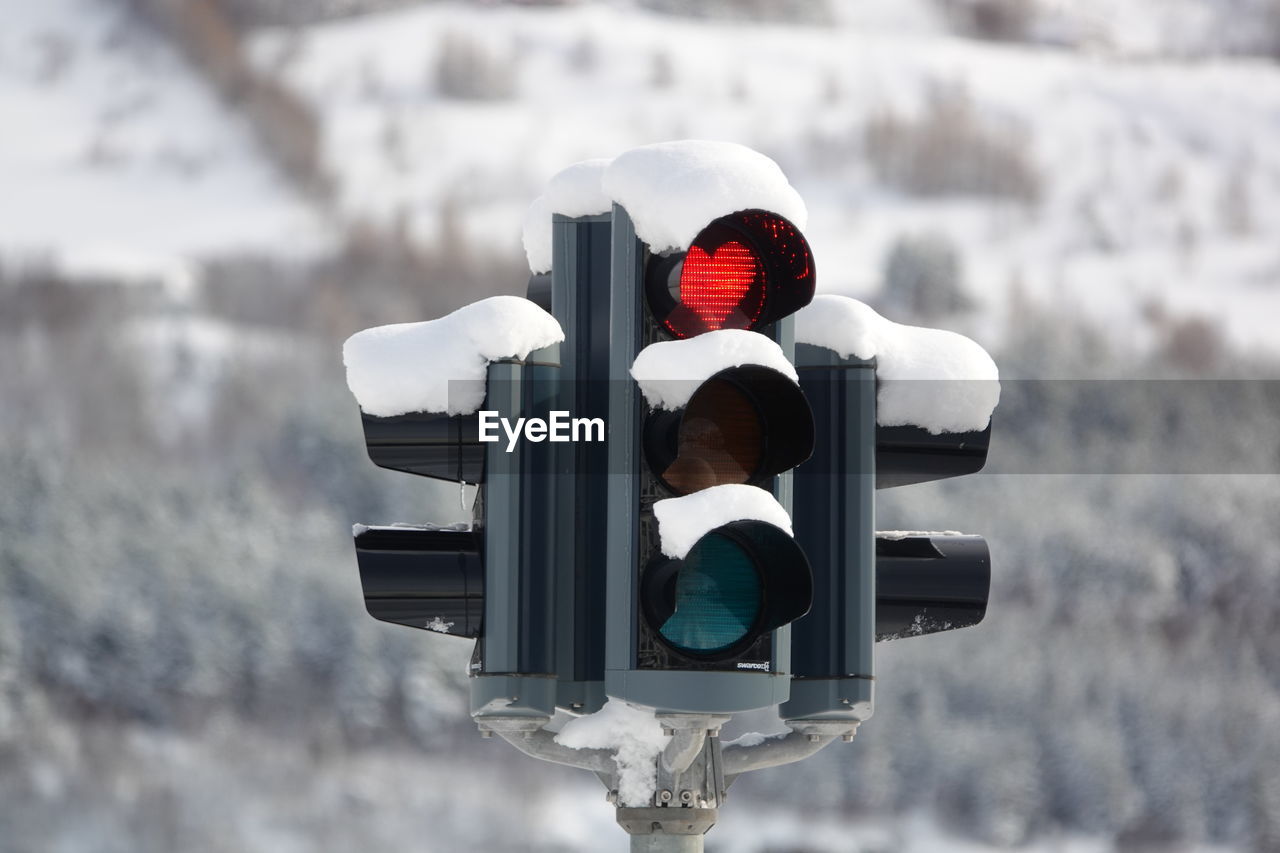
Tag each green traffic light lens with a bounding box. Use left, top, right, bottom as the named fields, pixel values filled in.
left=658, top=534, right=762, bottom=655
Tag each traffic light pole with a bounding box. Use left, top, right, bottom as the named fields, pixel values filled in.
left=480, top=710, right=850, bottom=849
left=612, top=715, right=851, bottom=851
left=630, top=838, right=702, bottom=853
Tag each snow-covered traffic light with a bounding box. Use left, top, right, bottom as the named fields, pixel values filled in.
left=338, top=141, right=1006, bottom=846
left=783, top=294, right=999, bottom=729
left=343, top=296, right=567, bottom=721
left=600, top=142, right=818, bottom=713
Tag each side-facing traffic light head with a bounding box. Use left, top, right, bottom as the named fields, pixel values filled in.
left=645, top=210, right=814, bottom=339
left=343, top=296, right=568, bottom=721
left=784, top=294, right=1000, bottom=726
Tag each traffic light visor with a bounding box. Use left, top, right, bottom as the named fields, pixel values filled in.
left=875, top=534, right=990, bottom=641
left=354, top=525, right=483, bottom=638
left=647, top=210, right=815, bottom=338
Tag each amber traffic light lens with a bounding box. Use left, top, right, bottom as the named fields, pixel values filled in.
left=660, top=378, right=764, bottom=494
left=644, top=365, right=815, bottom=498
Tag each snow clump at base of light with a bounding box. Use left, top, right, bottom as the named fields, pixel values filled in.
left=602, top=140, right=808, bottom=255
left=522, top=158, right=614, bottom=273
left=554, top=699, right=671, bottom=808
left=630, top=328, right=799, bottom=411
left=653, top=484, right=794, bottom=560
left=343, top=295, right=564, bottom=417
left=796, top=294, right=1000, bottom=434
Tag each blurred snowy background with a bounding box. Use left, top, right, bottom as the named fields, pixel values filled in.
left=2, top=0, right=1279, bottom=850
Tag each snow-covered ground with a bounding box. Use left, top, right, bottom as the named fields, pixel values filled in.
left=0, top=0, right=332, bottom=290
left=248, top=1, right=1280, bottom=358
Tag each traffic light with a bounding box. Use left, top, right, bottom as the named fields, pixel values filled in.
left=343, top=298, right=565, bottom=722
left=340, top=143, right=1004, bottom=845
left=783, top=293, right=996, bottom=728
left=603, top=190, right=819, bottom=713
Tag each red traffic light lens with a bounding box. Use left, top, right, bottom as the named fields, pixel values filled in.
left=678, top=240, right=765, bottom=334
left=645, top=210, right=815, bottom=340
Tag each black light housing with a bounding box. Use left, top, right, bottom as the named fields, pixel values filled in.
left=876, top=421, right=992, bottom=489
left=361, top=410, right=484, bottom=484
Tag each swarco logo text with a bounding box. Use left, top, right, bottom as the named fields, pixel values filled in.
left=478, top=410, right=605, bottom=452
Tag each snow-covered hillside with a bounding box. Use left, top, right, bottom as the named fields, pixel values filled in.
left=3, top=4, right=1280, bottom=851
left=0, top=0, right=331, bottom=288
left=249, top=1, right=1280, bottom=357
left=4, top=0, right=1276, bottom=356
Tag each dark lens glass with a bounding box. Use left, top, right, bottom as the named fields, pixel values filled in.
left=661, top=378, right=763, bottom=495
